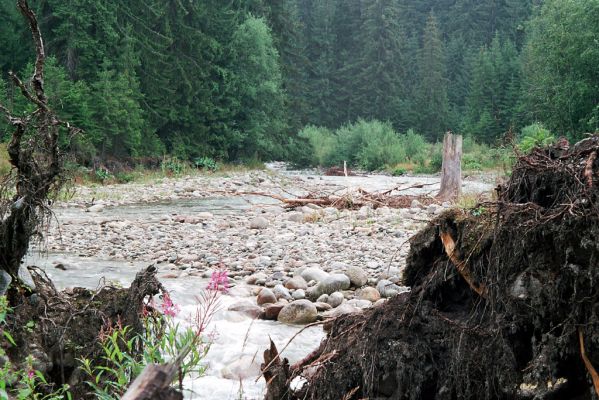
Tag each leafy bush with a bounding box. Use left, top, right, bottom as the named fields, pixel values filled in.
left=354, top=121, right=406, bottom=170
left=194, top=156, right=218, bottom=171
left=161, top=158, right=186, bottom=176
left=400, top=129, right=428, bottom=163
left=391, top=167, right=407, bottom=176
left=298, top=125, right=338, bottom=166
left=518, top=123, right=554, bottom=153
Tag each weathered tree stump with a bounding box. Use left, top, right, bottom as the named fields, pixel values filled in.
left=437, top=131, right=462, bottom=201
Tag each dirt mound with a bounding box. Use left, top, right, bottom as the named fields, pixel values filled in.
left=266, top=136, right=599, bottom=399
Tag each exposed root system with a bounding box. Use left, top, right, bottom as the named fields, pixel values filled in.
left=264, top=136, right=599, bottom=400
left=5, top=266, right=164, bottom=398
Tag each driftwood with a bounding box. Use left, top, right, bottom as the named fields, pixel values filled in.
left=0, top=0, right=80, bottom=285
left=262, top=340, right=291, bottom=400
left=214, top=182, right=437, bottom=211
left=122, top=324, right=203, bottom=400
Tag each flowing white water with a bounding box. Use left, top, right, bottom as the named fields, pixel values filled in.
left=23, top=251, right=325, bottom=400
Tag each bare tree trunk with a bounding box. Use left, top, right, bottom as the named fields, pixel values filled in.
left=0, top=0, right=79, bottom=288
left=437, top=132, right=462, bottom=202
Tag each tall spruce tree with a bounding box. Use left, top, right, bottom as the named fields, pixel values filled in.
left=353, top=0, right=407, bottom=130
left=229, top=16, right=286, bottom=159
left=522, top=0, right=599, bottom=137
left=415, top=12, right=449, bottom=141
left=463, top=35, right=520, bottom=142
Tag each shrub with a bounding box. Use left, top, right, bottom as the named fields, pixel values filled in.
left=354, top=121, right=406, bottom=170
left=519, top=123, right=554, bottom=153
left=400, top=129, right=428, bottom=163
left=194, top=156, right=218, bottom=171
left=298, top=125, right=338, bottom=166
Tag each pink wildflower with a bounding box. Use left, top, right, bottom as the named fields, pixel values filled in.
left=160, top=292, right=180, bottom=317
left=27, top=369, right=35, bottom=379
left=207, top=269, right=229, bottom=293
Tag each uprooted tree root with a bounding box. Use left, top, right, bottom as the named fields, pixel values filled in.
left=4, top=266, right=164, bottom=398
left=264, top=136, right=599, bottom=400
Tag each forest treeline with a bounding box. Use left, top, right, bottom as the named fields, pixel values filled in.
left=0, top=0, right=598, bottom=164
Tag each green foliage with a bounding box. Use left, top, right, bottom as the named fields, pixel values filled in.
left=518, top=123, right=555, bottom=153
left=298, top=120, right=431, bottom=171
left=391, top=167, right=407, bottom=176
left=194, top=156, right=219, bottom=172
left=229, top=16, right=287, bottom=160
left=463, top=35, right=521, bottom=143
left=298, top=125, right=338, bottom=167
left=161, top=158, right=186, bottom=176
left=80, top=316, right=208, bottom=399
left=414, top=13, right=450, bottom=141
left=522, top=0, right=599, bottom=137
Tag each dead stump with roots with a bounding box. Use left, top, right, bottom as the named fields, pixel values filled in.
left=4, top=266, right=165, bottom=399
left=263, top=135, right=599, bottom=400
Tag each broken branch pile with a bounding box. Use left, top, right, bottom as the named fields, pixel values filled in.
left=226, top=182, right=438, bottom=210
left=264, top=135, right=599, bottom=400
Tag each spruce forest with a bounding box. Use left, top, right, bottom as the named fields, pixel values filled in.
left=0, top=0, right=598, bottom=167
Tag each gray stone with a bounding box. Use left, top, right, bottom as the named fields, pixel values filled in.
left=278, top=300, right=318, bottom=324
left=0, top=270, right=12, bottom=296
left=301, top=267, right=329, bottom=283
left=323, top=303, right=362, bottom=318
left=411, top=199, right=424, bottom=209
left=377, top=280, right=410, bottom=298
left=427, top=204, right=441, bottom=215
left=314, top=302, right=333, bottom=311
left=245, top=272, right=268, bottom=285
left=257, top=288, right=277, bottom=305
left=292, top=289, right=306, bottom=300
left=347, top=299, right=372, bottom=309
left=287, top=212, right=304, bottom=223
left=345, top=266, right=368, bottom=287
left=315, top=274, right=351, bottom=297
left=249, top=216, right=269, bottom=229
left=273, top=284, right=293, bottom=300
left=87, top=204, right=105, bottom=213
left=327, top=292, right=345, bottom=308
left=316, top=294, right=329, bottom=303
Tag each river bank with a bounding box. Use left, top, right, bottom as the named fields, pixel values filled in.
left=25, top=167, right=494, bottom=399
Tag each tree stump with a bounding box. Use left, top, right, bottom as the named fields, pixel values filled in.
left=437, top=132, right=462, bottom=201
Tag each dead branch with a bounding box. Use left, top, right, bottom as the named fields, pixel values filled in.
left=440, top=230, right=487, bottom=298
left=0, top=0, right=79, bottom=284
left=584, top=151, right=596, bottom=188
left=578, top=328, right=599, bottom=396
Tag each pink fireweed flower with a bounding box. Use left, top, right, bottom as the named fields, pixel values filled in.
left=160, top=292, right=180, bottom=317
left=207, top=269, right=229, bottom=293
